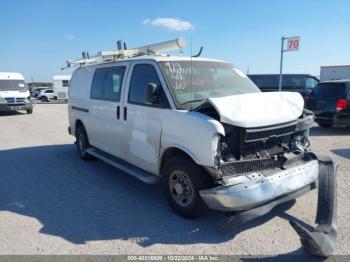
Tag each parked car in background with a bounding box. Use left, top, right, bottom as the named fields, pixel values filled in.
left=30, top=87, right=47, bottom=98
left=248, top=74, right=319, bottom=99
left=0, top=72, right=33, bottom=114
left=306, top=80, right=350, bottom=128
left=37, top=88, right=54, bottom=102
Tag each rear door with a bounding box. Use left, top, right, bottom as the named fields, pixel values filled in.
left=45, top=89, right=54, bottom=99
left=88, top=64, right=128, bottom=159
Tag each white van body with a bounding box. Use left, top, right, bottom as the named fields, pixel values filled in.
left=67, top=54, right=319, bottom=219
left=53, top=75, right=71, bottom=100
left=0, top=72, right=33, bottom=113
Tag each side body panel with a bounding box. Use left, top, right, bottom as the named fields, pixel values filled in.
left=122, top=61, right=169, bottom=174
left=68, top=66, right=95, bottom=139
left=160, top=110, right=225, bottom=171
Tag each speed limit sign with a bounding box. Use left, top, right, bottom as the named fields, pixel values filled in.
left=285, top=36, right=300, bottom=51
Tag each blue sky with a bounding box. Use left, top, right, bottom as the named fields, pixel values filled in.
left=0, top=0, right=349, bottom=82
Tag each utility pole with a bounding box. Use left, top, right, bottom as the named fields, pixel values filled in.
left=278, top=36, right=300, bottom=91
left=278, top=37, right=285, bottom=91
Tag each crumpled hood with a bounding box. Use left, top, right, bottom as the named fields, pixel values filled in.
left=201, top=92, right=304, bottom=128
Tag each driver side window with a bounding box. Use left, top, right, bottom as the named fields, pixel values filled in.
left=128, top=64, right=169, bottom=108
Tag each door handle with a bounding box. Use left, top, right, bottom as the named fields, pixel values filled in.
left=116, top=106, right=120, bottom=119
left=124, top=107, right=127, bottom=121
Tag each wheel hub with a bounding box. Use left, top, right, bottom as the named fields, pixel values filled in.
left=169, top=171, right=194, bottom=207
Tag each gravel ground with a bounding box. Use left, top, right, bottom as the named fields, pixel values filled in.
left=0, top=104, right=349, bottom=256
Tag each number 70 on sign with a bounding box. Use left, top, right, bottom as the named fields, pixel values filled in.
left=284, top=36, right=300, bottom=51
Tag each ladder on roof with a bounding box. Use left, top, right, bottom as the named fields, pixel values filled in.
left=61, top=37, right=186, bottom=70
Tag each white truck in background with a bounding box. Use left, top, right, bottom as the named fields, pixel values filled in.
left=53, top=75, right=71, bottom=101
left=0, top=72, right=33, bottom=114
left=320, top=65, right=350, bottom=81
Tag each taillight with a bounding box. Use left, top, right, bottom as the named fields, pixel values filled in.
left=336, top=99, right=348, bottom=111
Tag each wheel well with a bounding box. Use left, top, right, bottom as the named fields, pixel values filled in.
left=75, top=119, right=84, bottom=135
left=160, top=147, right=215, bottom=184
left=160, top=148, right=192, bottom=174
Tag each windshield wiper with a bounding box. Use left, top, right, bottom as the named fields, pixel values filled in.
left=181, top=99, right=205, bottom=106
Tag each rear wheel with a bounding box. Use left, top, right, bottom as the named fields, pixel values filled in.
left=162, top=157, right=213, bottom=218
left=75, top=125, right=94, bottom=161
left=318, top=123, right=332, bottom=128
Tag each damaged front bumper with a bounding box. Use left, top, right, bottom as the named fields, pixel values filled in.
left=200, top=153, right=337, bottom=257
left=200, top=159, right=319, bottom=211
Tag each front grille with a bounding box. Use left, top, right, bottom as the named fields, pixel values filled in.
left=16, top=97, right=25, bottom=103
left=220, top=158, right=278, bottom=176
left=244, top=121, right=297, bottom=142
left=5, top=97, right=15, bottom=103
left=4, top=97, right=25, bottom=106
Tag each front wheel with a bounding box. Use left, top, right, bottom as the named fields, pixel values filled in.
left=75, top=126, right=94, bottom=161
left=162, top=157, right=213, bottom=218
left=26, top=108, right=33, bottom=114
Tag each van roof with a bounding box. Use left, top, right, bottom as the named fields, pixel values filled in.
left=0, top=72, right=25, bottom=81
left=79, top=55, right=226, bottom=68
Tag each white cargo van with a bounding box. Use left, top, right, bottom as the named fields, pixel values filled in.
left=65, top=38, right=337, bottom=256
left=0, top=72, right=33, bottom=114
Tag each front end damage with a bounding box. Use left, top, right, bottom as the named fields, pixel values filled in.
left=195, top=102, right=337, bottom=256
left=200, top=155, right=319, bottom=211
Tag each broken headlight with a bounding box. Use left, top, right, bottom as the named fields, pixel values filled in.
left=212, top=133, right=222, bottom=167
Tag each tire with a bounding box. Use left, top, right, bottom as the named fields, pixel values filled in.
left=40, top=96, right=48, bottom=102
left=75, top=125, right=94, bottom=161
left=318, top=123, right=332, bottom=128
left=162, top=157, right=213, bottom=218
left=26, top=108, right=33, bottom=114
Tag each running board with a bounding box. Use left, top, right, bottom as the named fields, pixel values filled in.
left=86, top=148, right=160, bottom=184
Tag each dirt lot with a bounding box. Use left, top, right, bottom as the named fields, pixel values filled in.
left=0, top=104, right=349, bottom=256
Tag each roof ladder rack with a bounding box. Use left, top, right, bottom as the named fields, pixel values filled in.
left=61, top=37, right=186, bottom=70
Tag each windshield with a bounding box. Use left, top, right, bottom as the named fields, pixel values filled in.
left=160, top=61, right=260, bottom=107
left=0, top=80, right=27, bottom=91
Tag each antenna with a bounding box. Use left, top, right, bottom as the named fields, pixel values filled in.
left=190, top=37, right=193, bottom=110
left=191, top=46, right=203, bottom=57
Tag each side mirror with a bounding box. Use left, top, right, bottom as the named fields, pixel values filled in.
left=145, top=83, right=160, bottom=104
